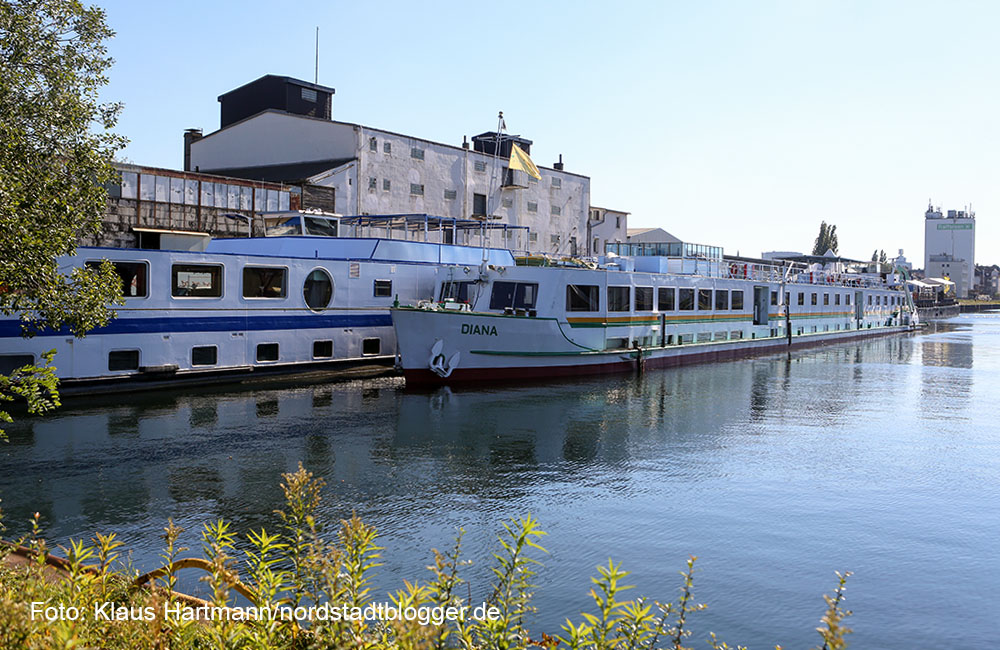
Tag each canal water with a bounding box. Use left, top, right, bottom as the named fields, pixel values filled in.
left=2, top=315, right=998, bottom=649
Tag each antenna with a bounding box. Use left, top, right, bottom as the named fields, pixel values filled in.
left=314, top=27, right=319, bottom=84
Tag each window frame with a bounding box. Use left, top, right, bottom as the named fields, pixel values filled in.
left=679, top=288, right=695, bottom=311
left=303, top=267, right=334, bottom=311
left=658, top=287, right=676, bottom=311
left=634, top=286, right=653, bottom=311
left=242, top=265, right=288, bottom=299
left=191, top=345, right=218, bottom=367
left=87, top=259, right=150, bottom=299
left=108, top=349, right=140, bottom=372
left=373, top=279, right=393, bottom=298
left=608, top=286, right=631, bottom=312
left=171, top=263, right=224, bottom=299
left=566, top=284, right=600, bottom=312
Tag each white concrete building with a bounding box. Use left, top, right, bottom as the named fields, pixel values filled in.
left=924, top=203, right=975, bottom=297
left=187, top=76, right=624, bottom=255
left=589, top=207, right=629, bottom=255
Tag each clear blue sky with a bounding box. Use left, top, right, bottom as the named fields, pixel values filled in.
left=97, top=0, right=999, bottom=265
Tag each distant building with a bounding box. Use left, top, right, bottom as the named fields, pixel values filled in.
left=974, top=264, right=1000, bottom=297
left=893, top=249, right=913, bottom=273
left=589, top=207, right=629, bottom=256
left=924, top=202, right=975, bottom=297
left=186, top=75, right=627, bottom=255
left=626, top=227, right=680, bottom=244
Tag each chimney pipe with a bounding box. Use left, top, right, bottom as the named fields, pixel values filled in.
left=462, top=135, right=470, bottom=150
left=183, top=128, right=203, bottom=172
left=553, top=154, right=564, bottom=171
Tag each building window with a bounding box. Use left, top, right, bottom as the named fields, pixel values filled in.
left=86, top=260, right=148, bottom=298
left=502, top=197, right=513, bottom=208
left=191, top=346, right=217, bottom=366
left=679, top=288, right=695, bottom=310
left=256, top=343, right=279, bottom=362
left=108, top=350, right=139, bottom=371
left=444, top=189, right=457, bottom=200
left=303, top=268, right=333, bottom=311
left=383, top=141, right=391, bottom=154
left=373, top=279, right=392, bottom=297
left=731, top=290, right=744, bottom=310
left=551, top=205, right=561, bottom=216
left=243, top=267, right=287, bottom=298
left=635, top=286, right=653, bottom=311
left=566, top=285, right=599, bottom=312
left=550, top=234, right=560, bottom=247
left=608, top=286, right=630, bottom=312
left=368, top=177, right=377, bottom=190
left=489, top=282, right=539, bottom=310
left=529, top=232, right=538, bottom=243
left=474, top=160, right=487, bottom=172
left=369, top=137, right=377, bottom=151
left=313, top=340, right=333, bottom=359
left=616, top=216, right=621, bottom=228
left=410, top=183, right=424, bottom=196
left=410, top=147, right=424, bottom=160
left=172, top=264, right=223, bottom=298
left=658, top=287, right=675, bottom=311
left=301, top=87, right=317, bottom=102
left=552, top=177, right=561, bottom=188
left=362, top=338, right=381, bottom=355
left=527, top=201, right=538, bottom=213
left=383, top=179, right=391, bottom=191
left=715, top=289, right=729, bottom=310
left=473, top=193, right=487, bottom=215
left=698, top=289, right=713, bottom=310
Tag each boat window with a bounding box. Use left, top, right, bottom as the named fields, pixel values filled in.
left=373, top=279, right=392, bottom=297
left=634, top=287, right=653, bottom=311
left=824, top=293, right=830, bottom=306
left=0, top=354, right=34, bottom=375
left=256, top=343, right=279, bottom=362
left=566, top=285, right=599, bottom=312
left=812, top=293, right=818, bottom=306
left=86, top=260, right=148, bottom=298
left=715, top=289, right=729, bottom=310
left=191, top=346, right=217, bottom=366
left=797, top=292, right=804, bottom=305
left=835, top=294, right=841, bottom=305
left=658, top=287, right=675, bottom=311
left=243, top=267, right=287, bottom=298
left=770, top=291, right=778, bottom=306
left=264, top=216, right=303, bottom=236
left=846, top=294, right=851, bottom=305
left=303, top=269, right=334, bottom=311
left=608, top=286, right=630, bottom=312
left=172, top=264, right=223, bottom=298
left=303, top=216, right=338, bottom=237
left=313, top=340, right=333, bottom=359
left=108, top=350, right=139, bottom=371
left=868, top=295, right=872, bottom=305
left=489, top=282, right=539, bottom=310
left=440, top=281, right=474, bottom=303
left=679, top=288, right=695, bottom=311
left=362, top=338, right=381, bottom=355
left=731, top=290, right=744, bottom=310
left=605, top=337, right=629, bottom=350
left=698, top=289, right=712, bottom=310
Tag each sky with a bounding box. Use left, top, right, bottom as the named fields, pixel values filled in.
left=96, top=0, right=999, bottom=264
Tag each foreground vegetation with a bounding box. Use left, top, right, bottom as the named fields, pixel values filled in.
left=0, top=465, right=852, bottom=649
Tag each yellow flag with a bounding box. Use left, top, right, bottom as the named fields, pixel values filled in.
left=509, top=143, right=541, bottom=180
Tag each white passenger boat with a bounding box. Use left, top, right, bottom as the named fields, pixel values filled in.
left=0, top=212, right=514, bottom=393
left=391, top=242, right=918, bottom=384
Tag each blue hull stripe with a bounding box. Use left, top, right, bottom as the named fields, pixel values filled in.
left=0, top=313, right=392, bottom=338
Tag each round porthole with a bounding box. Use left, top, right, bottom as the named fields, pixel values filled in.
left=303, top=268, right=333, bottom=311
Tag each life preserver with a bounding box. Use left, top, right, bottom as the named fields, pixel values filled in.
left=729, top=263, right=739, bottom=277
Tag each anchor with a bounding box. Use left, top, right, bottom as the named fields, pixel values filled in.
left=428, top=339, right=461, bottom=378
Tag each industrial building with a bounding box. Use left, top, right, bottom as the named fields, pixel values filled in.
left=924, top=202, right=976, bottom=297
left=184, top=75, right=627, bottom=255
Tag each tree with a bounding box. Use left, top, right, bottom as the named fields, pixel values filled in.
left=812, top=221, right=839, bottom=256
left=1, top=0, right=126, bottom=436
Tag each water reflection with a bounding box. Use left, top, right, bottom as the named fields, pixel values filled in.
left=0, top=318, right=997, bottom=650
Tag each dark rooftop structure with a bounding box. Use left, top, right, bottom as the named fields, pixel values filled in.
left=472, top=132, right=533, bottom=158
left=218, top=75, right=335, bottom=129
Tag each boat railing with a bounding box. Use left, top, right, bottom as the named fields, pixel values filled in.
left=723, top=260, right=888, bottom=288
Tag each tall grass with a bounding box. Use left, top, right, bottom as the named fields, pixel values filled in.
left=0, top=465, right=852, bottom=649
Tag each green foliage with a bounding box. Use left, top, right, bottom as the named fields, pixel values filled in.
left=0, top=0, right=127, bottom=437
left=812, top=221, right=839, bottom=256
left=0, top=466, right=856, bottom=649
